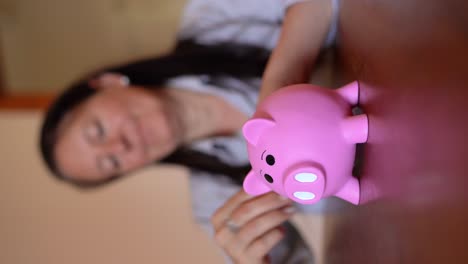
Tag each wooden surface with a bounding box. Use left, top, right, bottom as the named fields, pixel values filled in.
left=326, top=1, right=468, bottom=263
left=0, top=94, right=55, bottom=110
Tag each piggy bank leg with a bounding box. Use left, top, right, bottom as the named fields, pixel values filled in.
left=342, top=114, right=369, bottom=143
left=334, top=177, right=360, bottom=205
left=336, top=81, right=359, bottom=105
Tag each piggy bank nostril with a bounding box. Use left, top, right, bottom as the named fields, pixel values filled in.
left=293, top=192, right=316, bottom=200
left=294, top=173, right=317, bottom=183
left=264, top=174, right=274, bottom=183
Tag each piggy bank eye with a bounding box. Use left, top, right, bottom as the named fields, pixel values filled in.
left=264, top=174, right=274, bottom=183
left=266, top=155, right=275, bottom=166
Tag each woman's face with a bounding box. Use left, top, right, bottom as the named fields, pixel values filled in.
left=54, top=85, right=180, bottom=183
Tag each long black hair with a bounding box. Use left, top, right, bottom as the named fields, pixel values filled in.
left=40, top=39, right=270, bottom=187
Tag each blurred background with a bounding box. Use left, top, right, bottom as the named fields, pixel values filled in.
left=0, top=1, right=328, bottom=263
left=0, top=0, right=186, bottom=94
left=0, top=1, right=225, bottom=263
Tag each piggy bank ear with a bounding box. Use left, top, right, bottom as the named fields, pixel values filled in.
left=242, top=118, right=275, bottom=146
left=243, top=170, right=271, bottom=196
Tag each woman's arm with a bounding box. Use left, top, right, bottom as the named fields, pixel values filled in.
left=259, top=0, right=334, bottom=103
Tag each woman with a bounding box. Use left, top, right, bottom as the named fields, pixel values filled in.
left=39, top=0, right=334, bottom=263
left=210, top=0, right=341, bottom=262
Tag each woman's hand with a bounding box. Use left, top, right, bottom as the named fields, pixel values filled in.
left=88, top=72, right=130, bottom=89
left=211, top=190, right=296, bottom=264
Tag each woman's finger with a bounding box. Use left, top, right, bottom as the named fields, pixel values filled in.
left=88, top=72, right=129, bottom=89
left=229, top=191, right=292, bottom=228
left=211, top=190, right=296, bottom=263
left=244, top=226, right=285, bottom=262
left=228, top=205, right=295, bottom=258
left=211, top=190, right=255, bottom=231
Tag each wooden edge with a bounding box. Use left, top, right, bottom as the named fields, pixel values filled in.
left=0, top=94, right=56, bottom=110
left=0, top=34, right=4, bottom=96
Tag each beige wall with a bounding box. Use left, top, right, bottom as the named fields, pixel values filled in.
left=0, top=111, right=224, bottom=263
left=0, top=0, right=186, bottom=93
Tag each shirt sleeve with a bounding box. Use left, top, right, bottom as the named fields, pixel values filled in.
left=188, top=171, right=240, bottom=263
left=177, top=0, right=285, bottom=50
left=282, top=0, right=312, bottom=9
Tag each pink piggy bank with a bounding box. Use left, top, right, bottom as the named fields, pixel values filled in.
left=242, top=82, right=368, bottom=205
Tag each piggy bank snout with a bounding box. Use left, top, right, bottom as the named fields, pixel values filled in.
left=283, top=165, right=325, bottom=204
